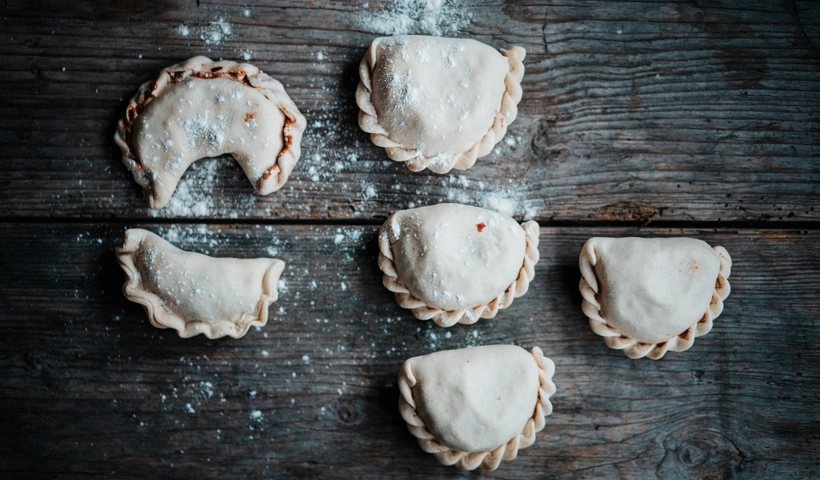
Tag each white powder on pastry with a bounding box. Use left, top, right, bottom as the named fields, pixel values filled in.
left=179, top=109, right=227, bottom=153
left=366, top=36, right=510, bottom=165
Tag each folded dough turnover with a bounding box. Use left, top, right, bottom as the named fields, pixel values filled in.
left=579, top=237, right=732, bottom=359
left=398, top=345, right=556, bottom=471
left=356, top=35, right=525, bottom=173
left=115, top=56, right=306, bottom=209
left=116, top=228, right=285, bottom=339
left=378, top=203, right=539, bottom=327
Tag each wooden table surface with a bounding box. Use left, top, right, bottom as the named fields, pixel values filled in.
left=2, top=1, right=819, bottom=478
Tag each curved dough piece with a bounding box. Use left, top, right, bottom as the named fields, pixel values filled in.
left=378, top=203, right=539, bottom=327
left=579, top=237, right=732, bottom=359
left=116, top=228, right=285, bottom=339
left=398, top=345, right=556, bottom=471
left=114, top=56, right=306, bottom=209
left=356, top=36, right=525, bottom=173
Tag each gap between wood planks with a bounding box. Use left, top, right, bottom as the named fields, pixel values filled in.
left=1, top=216, right=819, bottom=231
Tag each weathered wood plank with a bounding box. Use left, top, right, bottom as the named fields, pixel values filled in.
left=1, top=223, right=818, bottom=478
left=1, top=0, right=818, bottom=222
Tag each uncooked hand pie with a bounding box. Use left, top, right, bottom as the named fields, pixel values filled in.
left=116, top=228, right=285, bottom=339
left=115, top=56, right=306, bottom=209
left=398, top=345, right=556, bottom=471
left=356, top=35, right=525, bottom=173
left=579, top=237, right=732, bottom=359
left=378, top=203, right=539, bottom=327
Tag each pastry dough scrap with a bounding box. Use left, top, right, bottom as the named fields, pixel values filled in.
left=579, top=237, right=732, bottom=359
left=114, top=56, right=306, bottom=209
left=116, top=228, right=285, bottom=339
left=378, top=203, right=539, bottom=327
left=398, top=345, right=556, bottom=471
left=356, top=35, right=525, bottom=173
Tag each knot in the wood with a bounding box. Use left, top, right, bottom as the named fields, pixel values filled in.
left=658, top=427, right=743, bottom=479
left=337, top=402, right=357, bottom=424
left=531, top=116, right=570, bottom=164
left=25, top=352, right=64, bottom=391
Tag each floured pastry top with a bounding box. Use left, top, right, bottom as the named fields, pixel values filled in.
left=115, top=56, right=306, bottom=209
left=398, top=345, right=556, bottom=471
left=357, top=36, right=525, bottom=173
left=378, top=203, right=539, bottom=327
left=116, top=228, right=285, bottom=339
left=579, top=237, right=732, bottom=359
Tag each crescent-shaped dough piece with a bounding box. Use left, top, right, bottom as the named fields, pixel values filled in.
left=378, top=203, right=539, bottom=327
left=579, top=237, right=732, bottom=359
left=356, top=35, right=525, bottom=173
left=398, top=345, right=556, bottom=471
left=114, top=56, right=307, bottom=209
left=116, top=228, right=285, bottom=339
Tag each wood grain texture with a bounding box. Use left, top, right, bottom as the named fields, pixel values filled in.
left=1, top=0, right=818, bottom=222
left=1, top=223, right=818, bottom=479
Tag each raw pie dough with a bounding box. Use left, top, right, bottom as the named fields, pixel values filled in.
left=116, top=228, right=285, bottom=339
left=356, top=35, right=525, bottom=173
left=579, top=237, right=732, bottom=359
left=378, top=203, right=539, bottom=327
left=114, top=56, right=306, bottom=209
left=398, top=345, right=556, bottom=471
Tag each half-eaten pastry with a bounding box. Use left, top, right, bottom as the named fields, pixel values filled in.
left=378, top=203, right=539, bottom=327
left=114, top=56, right=306, bottom=209
left=116, top=228, right=285, bottom=339
left=579, top=237, right=732, bottom=359
left=356, top=35, right=525, bottom=173
left=398, top=345, right=556, bottom=471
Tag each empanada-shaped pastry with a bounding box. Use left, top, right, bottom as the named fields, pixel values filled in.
left=579, top=237, right=732, bottom=359
left=356, top=36, right=525, bottom=173
left=378, top=203, right=539, bottom=327
left=114, top=56, right=306, bottom=209
left=116, top=228, right=285, bottom=339
left=399, top=345, right=556, bottom=471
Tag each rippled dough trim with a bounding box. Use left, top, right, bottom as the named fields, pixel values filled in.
left=398, top=345, right=556, bottom=471
left=356, top=36, right=525, bottom=173
left=378, top=204, right=539, bottom=327
left=114, top=56, right=306, bottom=209
left=116, top=228, right=285, bottom=339
left=579, top=237, right=732, bottom=359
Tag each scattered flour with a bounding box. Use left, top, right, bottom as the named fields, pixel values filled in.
left=163, top=159, right=220, bottom=217
left=202, top=18, right=233, bottom=45
left=297, top=111, right=370, bottom=189
left=358, top=0, right=472, bottom=36
left=483, top=193, right=517, bottom=217
left=361, top=181, right=378, bottom=200
left=176, top=17, right=232, bottom=46
left=156, top=224, right=221, bottom=253
left=480, top=191, right=538, bottom=220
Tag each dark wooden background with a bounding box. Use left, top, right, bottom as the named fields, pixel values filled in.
left=1, top=1, right=819, bottom=478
